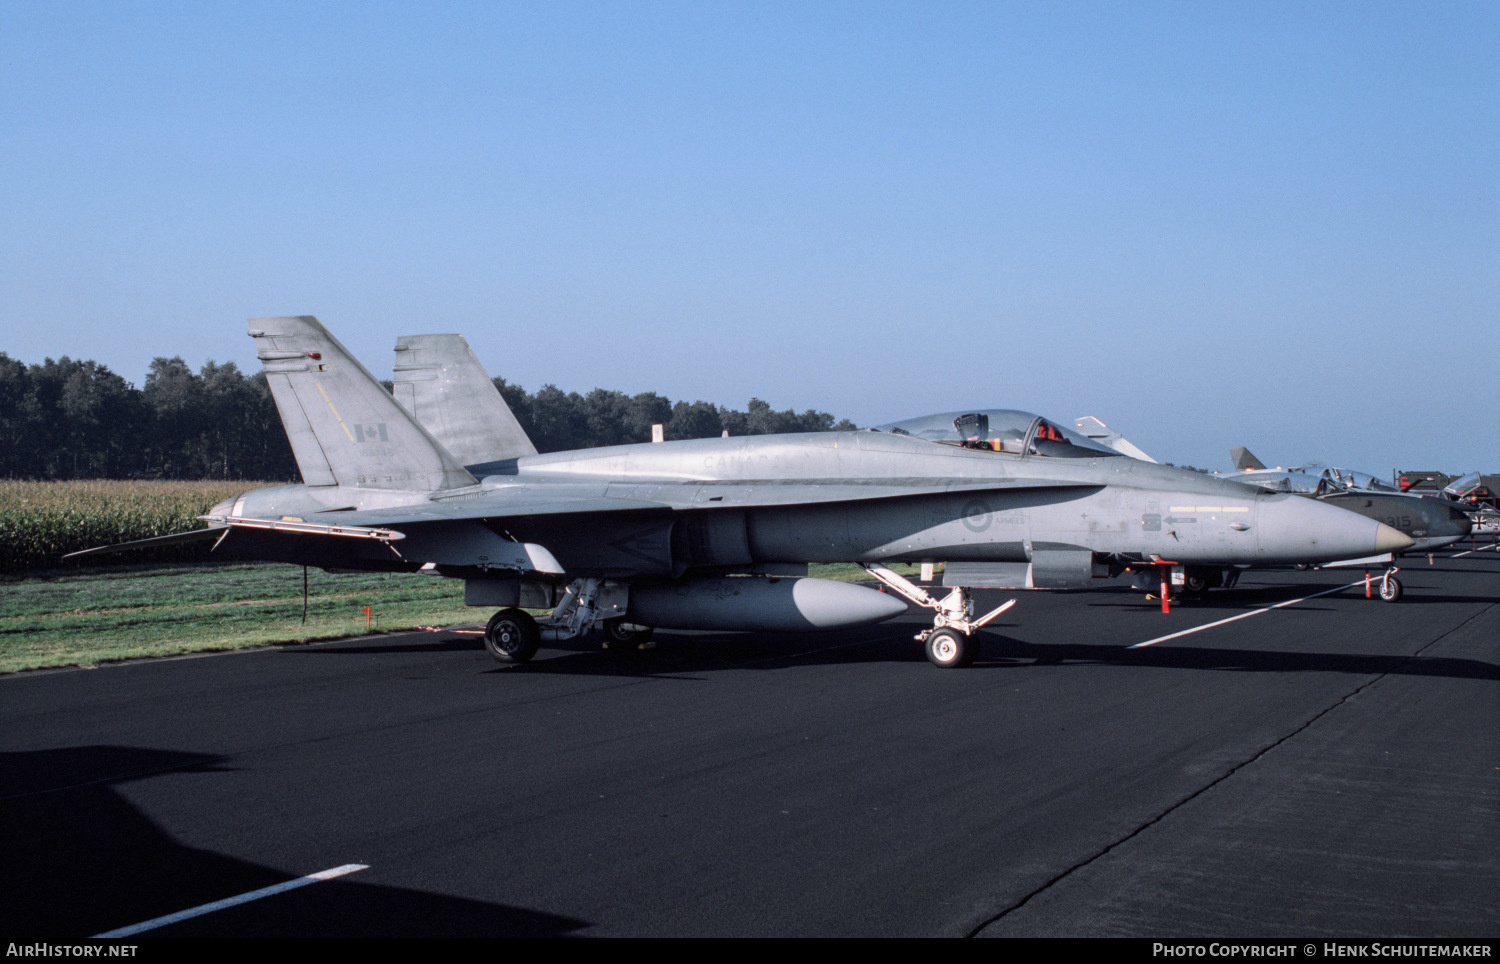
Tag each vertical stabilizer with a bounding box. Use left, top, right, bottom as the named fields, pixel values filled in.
left=1073, top=416, right=1158, bottom=463
left=249, top=316, right=477, bottom=491
left=392, top=333, right=538, bottom=467
left=1231, top=446, right=1267, bottom=471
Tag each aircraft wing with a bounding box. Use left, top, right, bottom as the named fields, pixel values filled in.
left=63, top=517, right=410, bottom=560
left=63, top=477, right=1099, bottom=566
left=62, top=526, right=230, bottom=559
left=330, top=477, right=1102, bottom=527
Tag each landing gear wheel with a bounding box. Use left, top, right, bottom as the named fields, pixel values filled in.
left=485, top=608, right=540, bottom=663
left=1184, top=571, right=1209, bottom=596
left=1378, top=576, right=1403, bottom=603
left=602, top=618, right=654, bottom=649
left=925, top=628, right=976, bottom=668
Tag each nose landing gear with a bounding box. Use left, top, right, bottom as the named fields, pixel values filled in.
left=858, top=563, right=1016, bottom=668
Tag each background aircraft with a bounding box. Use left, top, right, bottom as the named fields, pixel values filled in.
left=1221, top=448, right=1472, bottom=559
left=71, top=317, right=1411, bottom=666
left=1055, top=433, right=1471, bottom=601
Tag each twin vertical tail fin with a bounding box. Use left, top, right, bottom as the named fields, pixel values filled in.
left=250, top=316, right=477, bottom=491
left=1072, top=416, right=1158, bottom=463
left=1230, top=446, right=1267, bottom=471
left=391, top=333, right=538, bottom=469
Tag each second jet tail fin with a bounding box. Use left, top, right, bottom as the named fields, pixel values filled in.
left=392, top=333, right=538, bottom=470
left=1230, top=446, right=1267, bottom=471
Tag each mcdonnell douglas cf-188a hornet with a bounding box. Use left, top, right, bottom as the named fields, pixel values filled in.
left=69, top=317, right=1412, bottom=667
left=387, top=341, right=1422, bottom=613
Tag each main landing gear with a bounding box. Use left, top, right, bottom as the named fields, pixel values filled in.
left=482, top=578, right=655, bottom=664
left=485, top=608, right=540, bottom=663
left=858, top=564, right=1016, bottom=669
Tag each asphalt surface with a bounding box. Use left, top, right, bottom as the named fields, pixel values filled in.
left=3, top=549, right=1496, bottom=938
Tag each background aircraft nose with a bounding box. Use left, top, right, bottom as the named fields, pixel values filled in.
left=1374, top=523, right=1414, bottom=554
left=1439, top=501, right=1474, bottom=536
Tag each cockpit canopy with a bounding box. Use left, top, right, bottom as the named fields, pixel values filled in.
left=1236, top=466, right=1401, bottom=496
left=1325, top=467, right=1399, bottom=493
left=1445, top=472, right=1483, bottom=498
left=1444, top=472, right=1499, bottom=506
left=871, top=409, right=1122, bottom=459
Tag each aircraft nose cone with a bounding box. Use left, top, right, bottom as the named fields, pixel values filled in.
left=1443, top=503, right=1474, bottom=536
left=1254, top=494, right=1417, bottom=563
left=1373, top=523, right=1414, bottom=554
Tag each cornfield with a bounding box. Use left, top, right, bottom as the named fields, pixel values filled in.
left=0, top=480, right=273, bottom=573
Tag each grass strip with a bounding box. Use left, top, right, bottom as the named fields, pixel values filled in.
left=0, top=562, right=469, bottom=672
left=1, top=560, right=925, bottom=673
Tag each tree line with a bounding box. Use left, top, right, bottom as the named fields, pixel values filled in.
left=0, top=353, right=856, bottom=481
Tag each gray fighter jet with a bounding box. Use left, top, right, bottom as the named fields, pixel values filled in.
left=68, top=317, right=1412, bottom=667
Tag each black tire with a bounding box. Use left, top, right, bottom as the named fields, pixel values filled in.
left=1184, top=570, right=1209, bottom=595
left=925, top=628, right=975, bottom=668
left=485, top=608, right=540, bottom=663
left=602, top=618, right=654, bottom=649
left=1378, top=576, right=1403, bottom=603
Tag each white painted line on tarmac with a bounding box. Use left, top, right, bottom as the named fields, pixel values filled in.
left=1451, top=543, right=1500, bottom=558
left=92, top=863, right=369, bottom=937
left=1128, top=581, right=1364, bottom=649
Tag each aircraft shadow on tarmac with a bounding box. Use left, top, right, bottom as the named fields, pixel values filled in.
left=261, top=571, right=1498, bottom=682
left=1, top=746, right=588, bottom=938
left=295, top=612, right=1500, bottom=684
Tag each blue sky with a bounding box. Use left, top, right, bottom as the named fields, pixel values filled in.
left=2, top=1, right=1495, bottom=473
